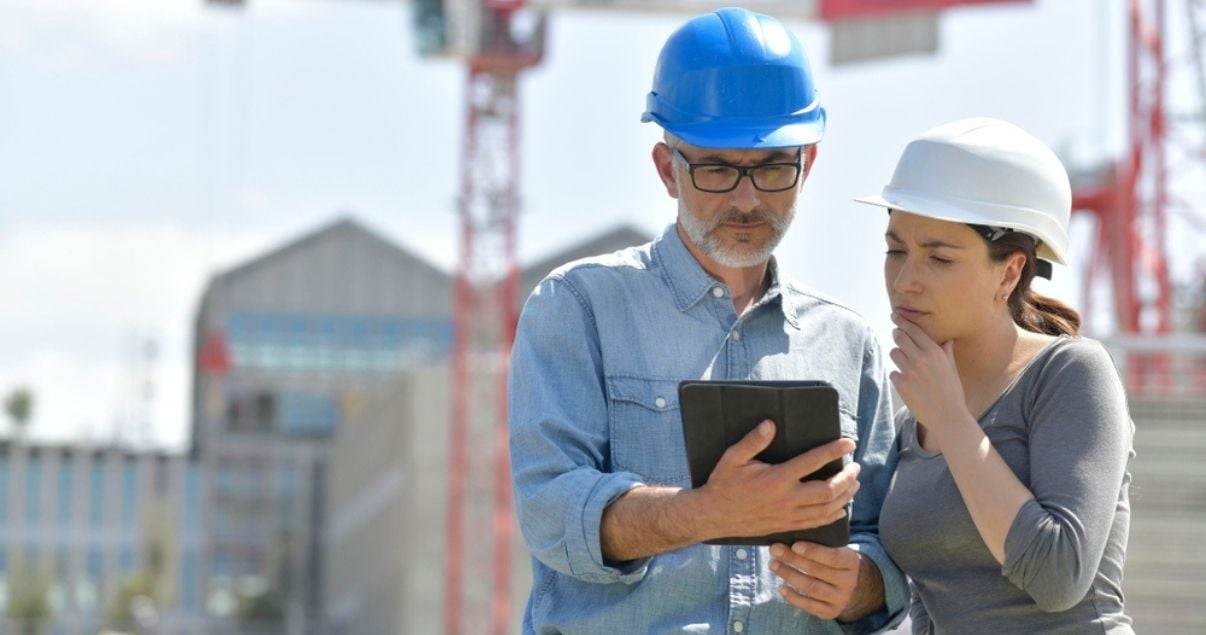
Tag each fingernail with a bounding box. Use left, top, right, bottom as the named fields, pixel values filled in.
left=792, top=543, right=807, bottom=555
left=760, top=420, right=773, bottom=436
left=770, top=544, right=784, bottom=557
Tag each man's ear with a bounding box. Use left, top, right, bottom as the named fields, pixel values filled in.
left=653, top=142, right=680, bottom=198
left=801, top=144, right=819, bottom=181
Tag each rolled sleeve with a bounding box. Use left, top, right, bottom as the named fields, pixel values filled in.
left=510, top=275, right=649, bottom=585
left=571, top=472, right=649, bottom=582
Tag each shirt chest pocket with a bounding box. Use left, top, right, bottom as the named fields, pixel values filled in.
left=606, top=376, right=689, bottom=486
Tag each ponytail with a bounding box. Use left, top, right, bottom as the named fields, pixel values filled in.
left=1012, top=288, right=1080, bottom=336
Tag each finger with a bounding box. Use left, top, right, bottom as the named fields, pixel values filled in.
left=772, top=561, right=846, bottom=619
left=892, top=315, right=940, bottom=352
left=721, top=419, right=776, bottom=465
left=943, top=339, right=957, bottom=362
left=888, top=347, right=909, bottom=371
left=780, top=437, right=855, bottom=481
left=770, top=546, right=840, bottom=600
left=789, top=542, right=861, bottom=572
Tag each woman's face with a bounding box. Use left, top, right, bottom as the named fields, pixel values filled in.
left=884, top=210, right=1016, bottom=343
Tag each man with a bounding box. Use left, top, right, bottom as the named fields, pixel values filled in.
left=508, top=7, right=906, bottom=633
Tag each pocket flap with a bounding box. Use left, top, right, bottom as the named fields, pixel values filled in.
left=607, top=376, right=680, bottom=411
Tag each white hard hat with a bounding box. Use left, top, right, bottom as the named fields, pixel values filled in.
left=855, top=117, right=1071, bottom=265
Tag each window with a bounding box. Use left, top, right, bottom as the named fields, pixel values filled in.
left=121, top=459, right=138, bottom=531
left=280, top=393, right=338, bottom=436
left=183, top=464, right=202, bottom=536
left=25, top=453, right=42, bottom=527
left=179, top=550, right=198, bottom=610
left=119, top=546, right=136, bottom=573
left=89, top=459, right=105, bottom=528
left=57, top=455, right=73, bottom=527
left=0, top=456, right=9, bottom=524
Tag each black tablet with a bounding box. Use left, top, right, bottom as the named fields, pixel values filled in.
left=678, top=380, right=850, bottom=547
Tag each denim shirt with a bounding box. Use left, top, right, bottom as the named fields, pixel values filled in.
left=508, top=224, right=907, bottom=634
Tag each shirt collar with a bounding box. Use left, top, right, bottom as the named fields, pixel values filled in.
left=652, top=223, right=800, bottom=329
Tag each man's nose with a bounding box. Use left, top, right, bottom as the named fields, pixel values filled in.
left=727, top=174, right=761, bottom=212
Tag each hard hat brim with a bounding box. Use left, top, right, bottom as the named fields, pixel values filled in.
left=854, top=193, right=1069, bottom=265
left=643, top=109, right=826, bottom=149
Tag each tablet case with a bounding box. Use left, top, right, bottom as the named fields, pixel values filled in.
left=678, top=380, right=849, bottom=547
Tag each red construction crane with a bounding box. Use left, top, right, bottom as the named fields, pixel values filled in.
left=1071, top=0, right=1206, bottom=389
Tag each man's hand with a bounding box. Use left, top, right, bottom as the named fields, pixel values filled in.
left=600, top=420, right=859, bottom=563
left=696, top=420, right=860, bottom=541
left=769, top=542, right=885, bottom=622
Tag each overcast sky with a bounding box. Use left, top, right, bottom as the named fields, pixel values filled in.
left=1, top=0, right=1201, bottom=450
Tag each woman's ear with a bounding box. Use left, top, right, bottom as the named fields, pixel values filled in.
left=998, top=251, right=1027, bottom=299
left=653, top=142, right=680, bottom=198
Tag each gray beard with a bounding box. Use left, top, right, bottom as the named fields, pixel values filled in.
left=677, top=197, right=794, bottom=268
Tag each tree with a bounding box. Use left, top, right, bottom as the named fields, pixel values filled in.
left=3, top=388, right=34, bottom=436
left=7, top=568, right=52, bottom=635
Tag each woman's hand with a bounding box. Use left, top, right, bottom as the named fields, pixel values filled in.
left=888, top=313, right=972, bottom=439
left=769, top=541, right=883, bottom=622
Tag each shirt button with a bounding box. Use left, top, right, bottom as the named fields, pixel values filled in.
left=654, top=397, right=667, bottom=409
left=731, top=330, right=741, bottom=342
left=712, top=287, right=724, bottom=298
left=733, top=621, right=744, bottom=633
left=735, top=548, right=748, bottom=560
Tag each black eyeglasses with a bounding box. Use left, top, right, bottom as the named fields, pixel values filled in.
left=670, top=146, right=803, bottom=193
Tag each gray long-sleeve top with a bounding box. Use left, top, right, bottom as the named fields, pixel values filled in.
left=880, top=336, right=1135, bottom=633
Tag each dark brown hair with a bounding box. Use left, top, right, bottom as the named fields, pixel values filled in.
left=984, top=232, right=1081, bottom=336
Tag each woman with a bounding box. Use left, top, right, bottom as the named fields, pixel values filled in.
left=771, top=118, right=1134, bottom=632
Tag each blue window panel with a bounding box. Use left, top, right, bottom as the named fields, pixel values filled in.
left=212, top=553, right=231, bottom=579
left=280, top=393, right=339, bottom=436
left=290, top=316, right=309, bottom=342
left=121, top=461, right=138, bottom=530
left=89, top=461, right=105, bottom=528
left=183, top=464, right=202, bottom=535
left=120, top=546, right=135, bottom=573
left=57, top=457, right=73, bottom=527
left=25, top=455, right=42, bottom=527
left=0, top=458, right=9, bottom=524
left=320, top=316, right=340, bottom=344
left=381, top=320, right=402, bottom=347
left=216, top=463, right=238, bottom=495
left=86, top=548, right=102, bottom=579
left=179, top=550, right=198, bottom=610
left=226, top=313, right=254, bottom=344
left=348, top=317, right=369, bottom=347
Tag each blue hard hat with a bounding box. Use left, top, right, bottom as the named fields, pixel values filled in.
left=641, top=7, right=826, bottom=149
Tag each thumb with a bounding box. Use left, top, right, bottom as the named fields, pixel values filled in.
left=724, top=419, right=776, bottom=465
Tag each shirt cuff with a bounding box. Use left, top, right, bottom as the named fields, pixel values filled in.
left=845, top=535, right=909, bottom=634
left=566, top=471, right=648, bottom=584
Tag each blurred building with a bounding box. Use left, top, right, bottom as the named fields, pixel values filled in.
left=190, top=217, right=455, bottom=633
left=190, top=216, right=648, bottom=634
left=0, top=440, right=204, bottom=634
left=322, top=225, right=649, bottom=635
